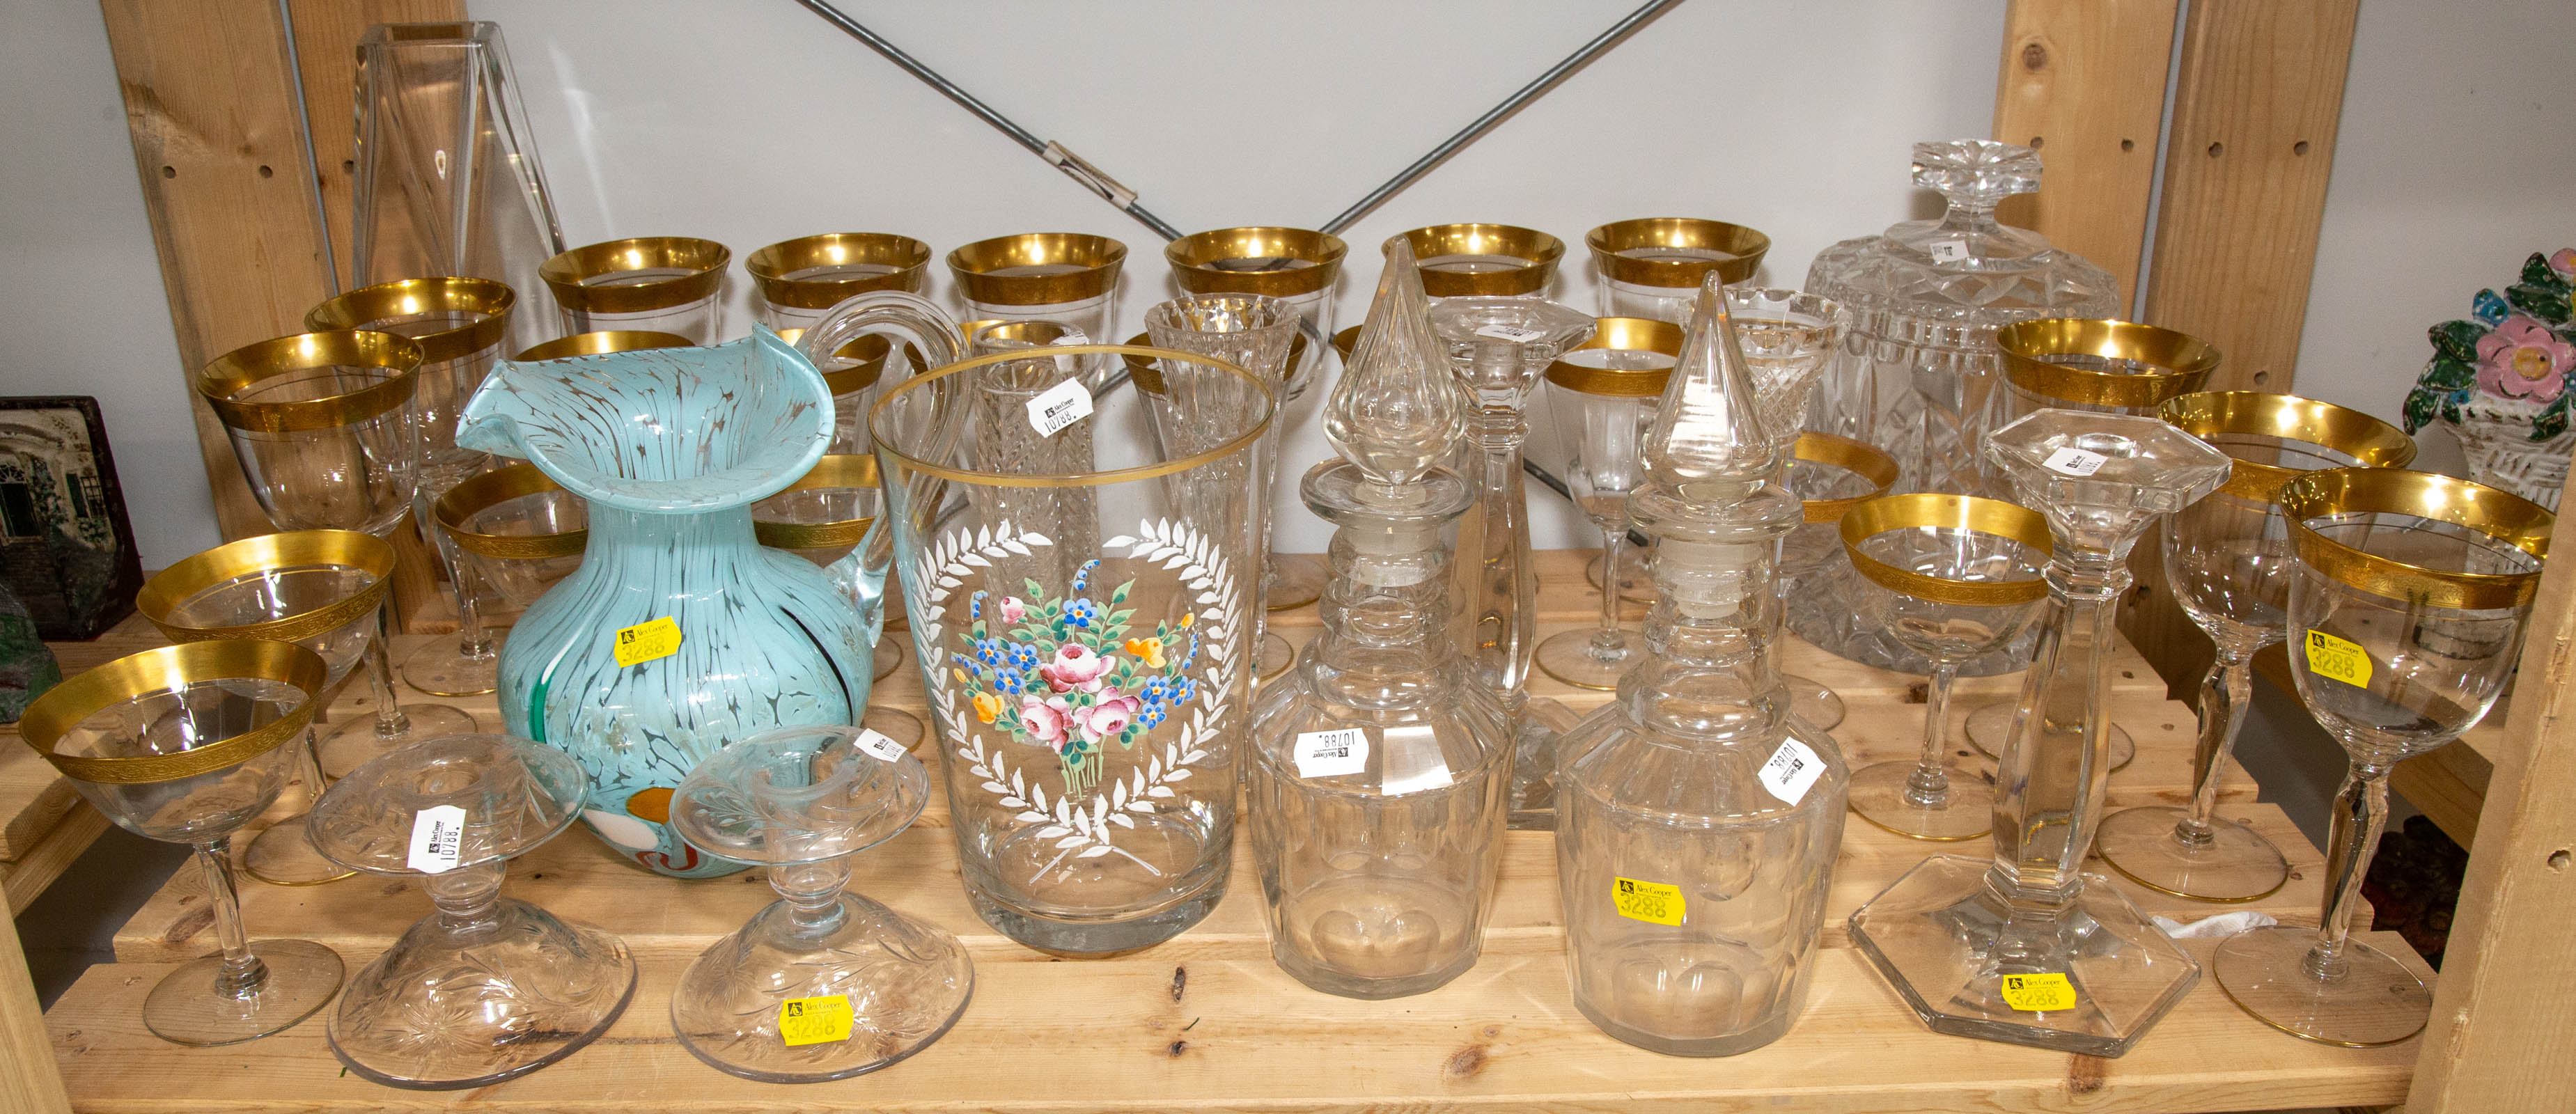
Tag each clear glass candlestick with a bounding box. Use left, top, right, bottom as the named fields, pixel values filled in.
left=1848, top=408, right=2231, bottom=1056
left=1555, top=275, right=1849, bottom=1057
left=2214, top=469, right=2545, bottom=1046
left=2095, top=393, right=2415, bottom=903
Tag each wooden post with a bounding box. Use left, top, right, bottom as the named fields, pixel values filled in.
left=2407, top=483, right=2576, bottom=1110
left=1991, top=0, right=2180, bottom=313
left=0, top=896, right=71, bottom=1114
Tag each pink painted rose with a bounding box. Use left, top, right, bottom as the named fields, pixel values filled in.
left=1038, top=643, right=1113, bottom=693
left=1020, top=695, right=1074, bottom=751
left=2475, top=315, right=2575, bottom=403
left=1080, top=689, right=1143, bottom=746
left=997, top=596, right=1027, bottom=623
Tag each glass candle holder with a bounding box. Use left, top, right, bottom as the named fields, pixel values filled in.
left=540, top=237, right=729, bottom=344
left=1584, top=217, right=1771, bottom=322
left=1396, top=223, right=1563, bottom=299
left=20, top=640, right=340, bottom=1046
left=745, top=233, right=931, bottom=331
left=872, top=342, right=1272, bottom=955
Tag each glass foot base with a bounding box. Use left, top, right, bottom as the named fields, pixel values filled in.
left=1585, top=550, right=1655, bottom=604
left=143, top=939, right=343, bottom=1046
left=674, top=893, right=975, bottom=1081
left=1847, top=760, right=1992, bottom=841
left=1848, top=854, right=2201, bottom=1057
left=241, top=813, right=356, bottom=886
left=329, top=897, right=637, bottom=1088
left=1257, top=631, right=1296, bottom=684
left=1265, top=554, right=1325, bottom=611
left=965, top=873, right=1225, bottom=957
left=1507, top=705, right=1575, bottom=831
left=862, top=706, right=926, bottom=753
left=1965, top=700, right=2134, bottom=772
left=317, top=704, right=481, bottom=780
left=398, top=633, right=500, bottom=697
left=872, top=637, right=905, bottom=682
left=1785, top=673, right=1845, bottom=732
left=2094, top=806, right=2290, bottom=903
left=2213, top=925, right=2430, bottom=1047
left=1533, top=627, right=1635, bottom=690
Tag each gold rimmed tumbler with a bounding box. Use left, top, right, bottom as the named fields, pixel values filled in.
left=306, top=276, right=517, bottom=698
left=1394, top=224, right=1562, bottom=298
left=19, top=640, right=341, bottom=1046
left=1841, top=494, right=2050, bottom=840
left=1584, top=217, right=1771, bottom=323
left=2095, top=393, right=2417, bottom=902
left=2214, top=469, right=2547, bottom=1046
left=746, top=232, right=931, bottom=331
left=514, top=331, right=694, bottom=361
left=540, top=237, right=729, bottom=343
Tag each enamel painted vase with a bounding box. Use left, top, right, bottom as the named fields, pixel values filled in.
left=458, top=327, right=873, bottom=877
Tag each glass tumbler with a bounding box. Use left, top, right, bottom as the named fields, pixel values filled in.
left=1584, top=217, right=1771, bottom=323
left=745, top=233, right=931, bottom=331
left=1396, top=223, right=1562, bottom=300
left=514, top=331, right=694, bottom=361
left=873, top=341, right=1273, bottom=955
left=947, top=233, right=1125, bottom=383
left=539, top=237, right=729, bottom=344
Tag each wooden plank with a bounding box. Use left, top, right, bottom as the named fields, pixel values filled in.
left=0, top=888, right=72, bottom=1114
left=1991, top=0, right=2180, bottom=311
left=2405, top=495, right=2576, bottom=1111
left=2, top=807, right=111, bottom=917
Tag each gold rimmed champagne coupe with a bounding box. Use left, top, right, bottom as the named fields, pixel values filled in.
left=1839, top=494, right=2051, bottom=840
left=136, top=530, right=399, bottom=886
left=2213, top=468, right=2547, bottom=1046
left=2095, top=392, right=2417, bottom=902
left=197, top=331, right=479, bottom=776
left=19, top=640, right=342, bottom=1045
left=305, top=276, right=517, bottom=698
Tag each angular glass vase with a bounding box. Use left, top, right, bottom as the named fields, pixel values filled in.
left=457, top=329, right=874, bottom=877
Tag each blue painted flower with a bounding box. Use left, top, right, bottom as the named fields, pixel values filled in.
left=1176, top=676, right=1199, bottom=705
left=970, top=590, right=987, bottom=620
left=1071, top=559, right=1101, bottom=593
left=1007, top=643, right=1041, bottom=672
left=1138, top=675, right=1171, bottom=707
left=1064, top=598, right=1099, bottom=629
left=1137, top=703, right=1166, bottom=729
left=996, top=667, right=1027, bottom=694
left=973, top=637, right=1006, bottom=667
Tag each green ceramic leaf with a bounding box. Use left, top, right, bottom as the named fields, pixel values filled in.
left=2402, top=387, right=2440, bottom=433
left=2533, top=396, right=2568, bottom=441
left=2421, top=356, right=2477, bottom=391
left=2520, top=251, right=2565, bottom=290
left=2507, top=282, right=2572, bottom=324
left=2430, top=319, right=2488, bottom=363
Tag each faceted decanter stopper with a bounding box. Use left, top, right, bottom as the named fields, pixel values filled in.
left=1912, top=139, right=2042, bottom=208
left=1325, top=238, right=1465, bottom=502
left=1641, top=276, right=1781, bottom=510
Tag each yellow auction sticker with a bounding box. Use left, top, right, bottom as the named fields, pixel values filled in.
left=1999, top=972, right=2077, bottom=1012
left=777, top=994, right=854, bottom=1047
left=2304, top=629, right=2372, bottom=688
left=613, top=616, right=683, bottom=668
left=1612, top=877, right=1685, bottom=926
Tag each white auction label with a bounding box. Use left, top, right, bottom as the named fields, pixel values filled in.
left=407, top=804, right=468, bottom=874
left=2042, top=446, right=2109, bottom=477
left=1293, top=727, right=1370, bottom=778
left=1929, top=238, right=1970, bottom=264
left=854, top=728, right=908, bottom=762
left=1025, top=378, right=1094, bottom=437
left=1757, top=738, right=1825, bottom=806
left=1474, top=323, right=1549, bottom=344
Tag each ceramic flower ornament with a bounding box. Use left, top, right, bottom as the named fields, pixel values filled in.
left=2403, top=249, right=2576, bottom=510
left=2476, top=316, right=2574, bottom=402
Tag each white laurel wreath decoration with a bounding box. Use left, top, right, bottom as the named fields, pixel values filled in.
left=916, top=517, right=1238, bottom=881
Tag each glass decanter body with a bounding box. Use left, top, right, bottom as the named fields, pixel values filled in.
left=1426, top=297, right=1595, bottom=733
left=1247, top=464, right=1511, bottom=998
left=1804, top=140, right=2119, bottom=495
left=1554, top=277, right=1848, bottom=1057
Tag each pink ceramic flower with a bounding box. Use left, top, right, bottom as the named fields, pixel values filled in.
left=1039, top=643, right=1113, bottom=693
left=1080, top=689, right=1142, bottom=745
left=2475, top=316, right=2575, bottom=402
left=997, top=596, right=1027, bottom=623
left=2551, top=248, right=2575, bottom=278
left=1020, top=695, right=1073, bottom=751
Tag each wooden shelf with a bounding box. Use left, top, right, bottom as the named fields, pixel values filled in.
left=37, top=552, right=2412, bottom=1113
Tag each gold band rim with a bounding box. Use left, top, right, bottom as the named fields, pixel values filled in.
left=302, top=277, right=515, bottom=364
left=871, top=344, right=1274, bottom=489
left=540, top=237, right=731, bottom=314
left=2278, top=468, right=2552, bottom=610
left=2159, top=391, right=2419, bottom=502
left=947, top=233, right=1128, bottom=305
left=1997, top=318, right=2221, bottom=409
left=1795, top=432, right=1903, bottom=524
left=435, top=464, right=588, bottom=559
left=1543, top=316, right=1685, bottom=397
left=136, top=530, right=396, bottom=645
left=1165, top=227, right=1348, bottom=297
left=1584, top=217, right=1772, bottom=288
left=18, top=640, right=328, bottom=785
left=513, top=331, right=696, bottom=362
left=744, top=233, right=932, bottom=309
left=1396, top=223, right=1563, bottom=297
left=753, top=455, right=882, bottom=549
left=1839, top=493, right=2053, bottom=606
left=198, top=331, right=425, bottom=434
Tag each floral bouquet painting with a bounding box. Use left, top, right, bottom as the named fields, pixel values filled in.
left=2403, top=249, right=2576, bottom=510
left=951, top=559, right=1199, bottom=798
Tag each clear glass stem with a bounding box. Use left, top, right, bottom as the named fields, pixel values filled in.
left=1464, top=409, right=1534, bottom=714
left=1590, top=519, right=1630, bottom=656
left=1907, top=662, right=1961, bottom=806
left=2178, top=645, right=2258, bottom=842
left=194, top=839, right=268, bottom=999
left=420, top=489, right=494, bottom=656
left=2307, top=760, right=2391, bottom=980
left=1986, top=552, right=2123, bottom=907
left=423, top=860, right=506, bottom=939
left=366, top=602, right=413, bottom=736
left=293, top=728, right=327, bottom=801
left=771, top=857, right=855, bottom=939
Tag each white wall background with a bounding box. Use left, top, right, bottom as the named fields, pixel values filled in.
left=4, top=0, right=2573, bottom=568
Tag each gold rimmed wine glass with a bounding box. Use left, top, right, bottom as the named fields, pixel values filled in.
left=2095, top=392, right=2417, bottom=902
left=1531, top=316, right=1678, bottom=689
left=19, top=639, right=342, bottom=1045
left=2214, top=468, right=2547, bottom=1046
left=197, top=331, right=481, bottom=777
left=305, top=276, right=517, bottom=698
left=754, top=454, right=906, bottom=684
left=136, top=530, right=399, bottom=886
left=1777, top=432, right=1900, bottom=728
left=1839, top=494, right=2051, bottom=839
